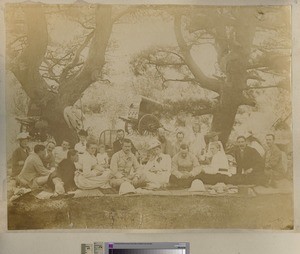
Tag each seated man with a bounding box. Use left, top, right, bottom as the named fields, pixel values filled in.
left=113, top=129, right=125, bottom=154
left=110, top=138, right=145, bottom=189
left=43, top=141, right=56, bottom=170
left=170, top=143, right=201, bottom=188
left=48, top=149, right=78, bottom=194
left=264, top=133, right=285, bottom=186
left=53, top=140, right=70, bottom=165
left=17, top=144, right=51, bottom=189
left=231, top=136, right=265, bottom=185
left=11, top=132, right=30, bottom=177
left=144, top=140, right=172, bottom=189
left=74, top=129, right=88, bottom=155
left=74, top=142, right=111, bottom=190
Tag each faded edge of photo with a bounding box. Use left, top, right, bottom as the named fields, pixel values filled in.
left=0, top=0, right=299, bottom=233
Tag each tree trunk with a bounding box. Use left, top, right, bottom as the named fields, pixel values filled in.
left=211, top=87, right=241, bottom=146
left=9, top=5, right=113, bottom=146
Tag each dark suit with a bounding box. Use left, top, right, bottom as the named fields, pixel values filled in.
left=113, top=139, right=137, bottom=155
left=113, top=140, right=123, bottom=154
left=232, top=146, right=265, bottom=185
left=235, top=146, right=264, bottom=174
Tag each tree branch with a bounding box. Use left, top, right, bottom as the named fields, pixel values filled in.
left=174, top=14, right=221, bottom=93
left=59, top=30, right=95, bottom=83
left=112, top=6, right=138, bottom=23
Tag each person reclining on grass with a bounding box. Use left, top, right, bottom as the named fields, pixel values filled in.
left=17, top=144, right=51, bottom=189
left=169, top=143, right=201, bottom=188
left=144, top=140, right=172, bottom=189
left=74, top=142, right=111, bottom=190
left=109, top=138, right=146, bottom=190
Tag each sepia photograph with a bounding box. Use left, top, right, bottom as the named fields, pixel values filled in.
left=4, top=3, right=293, bottom=230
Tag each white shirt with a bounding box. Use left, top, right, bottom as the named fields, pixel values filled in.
left=190, top=132, right=206, bottom=157
left=78, top=151, right=98, bottom=177
left=53, top=146, right=68, bottom=165
left=74, top=141, right=87, bottom=154
left=96, top=152, right=109, bottom=166
left=144, top=153, right=172, bottom=184
left=203, top=151, right=229, bottom=174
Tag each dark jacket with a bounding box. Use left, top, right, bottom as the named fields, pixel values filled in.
left=234, top=146, right=264, bottom=174
left=11, top=146, right=30, bottom=177
left=48, top=158, right=77, bottom=192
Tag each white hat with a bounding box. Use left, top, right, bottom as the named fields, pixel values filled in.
left=119, top=182, right=136, bottom=195
left=148, top=140, right=161, bottom=150
left=188, top=179, right=205, bottom=192
left=17, top=132, right=30, bottom=140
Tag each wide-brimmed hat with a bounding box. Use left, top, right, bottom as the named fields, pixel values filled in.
left=119, top=182, right=136, bottom=195
left=17, top=132, right=30, bottom=140
left=148, top=140, right=161, bottom=150
left=188, top=179, right=206, bottom=192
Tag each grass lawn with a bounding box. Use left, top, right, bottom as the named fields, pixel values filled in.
left=8, top=192, right=293, bottom=230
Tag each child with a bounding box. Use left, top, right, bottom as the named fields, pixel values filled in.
left=96, top=144, right=109, bottom=169
left=74, top=129, right=88, bottom=155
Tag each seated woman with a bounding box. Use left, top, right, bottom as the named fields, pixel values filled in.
left=198, top=142, right=231, bottom=185
left=144, top=140, right=172, bottom=189
left=200, top=131, right=225, bottom=164
left=74, top=142, right=111, bottom=190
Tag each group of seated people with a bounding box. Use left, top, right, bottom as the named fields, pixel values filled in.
left=11, top=126, right=288, bottom=196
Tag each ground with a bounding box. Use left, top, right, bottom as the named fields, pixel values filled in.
left=8, top=192, right=293, bottom=230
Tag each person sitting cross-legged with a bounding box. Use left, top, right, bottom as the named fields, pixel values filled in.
left=17, top=144, right=51, bottom=189
left=144, top=140, right=172, bottom=189
left=197, top=141, right=231, bottom=185
left=47, top=149, right=79, bottom=195
left=42, top=140, right=56, bottom=170
left=11, top=132, right=30, bottom=177
left=169, top=143, right=202, bottom=188
left=230, top=135, right=265, bottom=185
left=74, top=142, right=111, bottom=190
left=264, top=133, right=285, bottom=187
left=109, top=138, right=146, bottom=190
left=53, top=140, right=70, bottom=166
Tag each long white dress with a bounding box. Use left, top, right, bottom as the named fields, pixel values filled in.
left=144, top=153, right=172, bottom=188
left=74, top=151, right=111, bottom=189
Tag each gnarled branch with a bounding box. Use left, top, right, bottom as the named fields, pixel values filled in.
left=174, top=14, right=221, bottom=93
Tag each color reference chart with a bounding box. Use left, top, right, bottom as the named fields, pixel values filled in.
left=108, top=249, right=186, bottom=254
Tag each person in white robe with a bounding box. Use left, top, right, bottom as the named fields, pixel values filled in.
left=74, top=142, right=111, bottom=189
left=144, top=140, right=172, bottom=189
